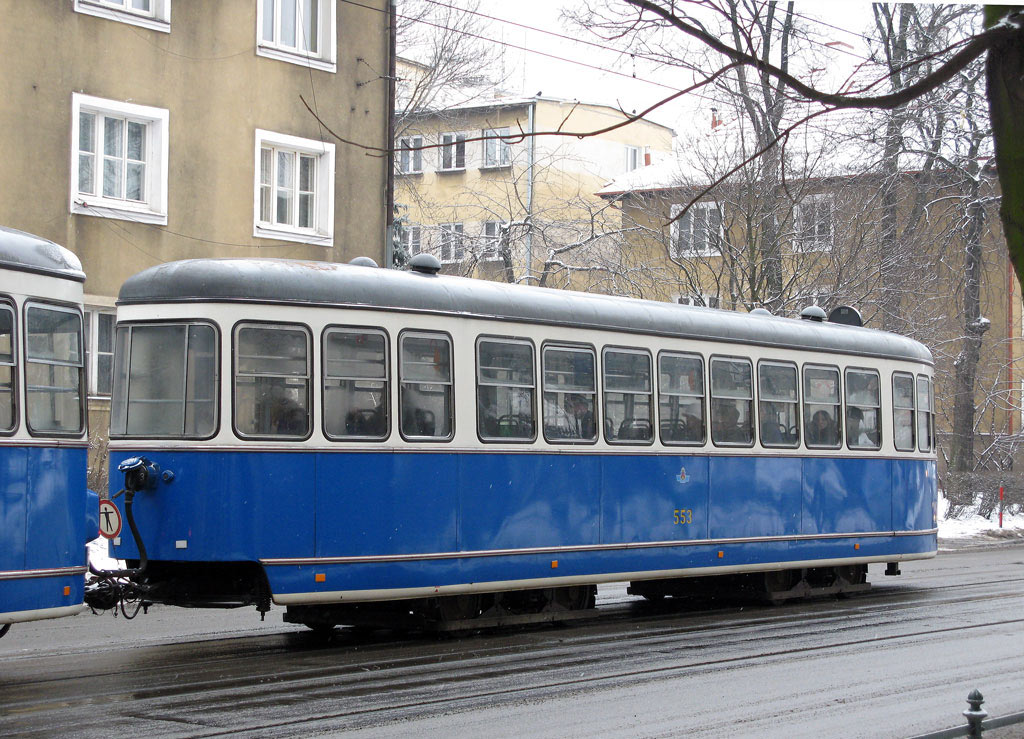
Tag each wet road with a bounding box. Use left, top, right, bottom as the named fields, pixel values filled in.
left=2, top=545, right=1024, bottom=738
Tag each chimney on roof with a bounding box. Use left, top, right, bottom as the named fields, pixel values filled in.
left=644, top=147, right=651, bottom=166
left=711, top=107, right=721, bottom=129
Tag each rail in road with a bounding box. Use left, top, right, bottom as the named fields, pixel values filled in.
left=2, top=546, right=1024, bottom=738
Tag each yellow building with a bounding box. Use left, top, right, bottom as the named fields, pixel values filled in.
left=394, top=95, right=674, bottom=288
left=0, top=0, right=393, bottom=486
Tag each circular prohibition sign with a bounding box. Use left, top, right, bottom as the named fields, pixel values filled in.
left=98, top=499, right=123, bottom=539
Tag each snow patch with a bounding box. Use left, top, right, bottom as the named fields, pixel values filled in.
left=87, top=536, right=125, bottom=571
left=938, top=491, right=1024, bottom=544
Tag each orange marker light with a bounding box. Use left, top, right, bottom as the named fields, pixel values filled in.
left=718, top=551, right=724, bottom=559
left=63, top=586, right=71, bottom=596
left=855, top=543, right=861, bottom=550
left=315, top=573, right=326, bottom=583
left=551, top=560, right=558, bottom=569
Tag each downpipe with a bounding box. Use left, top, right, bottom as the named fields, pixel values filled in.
left=84, top=457, right=161, bottom=618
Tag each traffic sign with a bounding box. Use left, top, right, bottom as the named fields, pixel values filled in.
left=98, top=499, right=122, bottom=539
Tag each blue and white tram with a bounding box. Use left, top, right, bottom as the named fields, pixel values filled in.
left=99, top=255, right=937, bottom=627
left=0, top=227, right=95, bottom=638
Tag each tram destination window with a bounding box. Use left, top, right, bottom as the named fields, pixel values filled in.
left=893, top=372, right=916, bottom=452
left=400, top=332, right=453, bottom=440
left=477, top=338, right=535, bottom=441
left=803, top=365, right=842, bottom=449
left=235, top=324, right=310, bottom=438
left=543, top=346, right=597, bottom=443
left=24, top=304, right=84, bottom=436
left=758, top=362, right=799, bottom=448
left=0, top=305, right=15, bottom=432
left=659, top=352, right=705, bottom=445
left=710, top=357, right=753, bottom=446
left=917, top=375, right=935, bottom=452
left=846, top=369, right=881, bottom=450
left=603, top=348, right=653, bottom=443
left=110, top=323, right=217, bottom=438
left=323, top=328, right=388, bottom=440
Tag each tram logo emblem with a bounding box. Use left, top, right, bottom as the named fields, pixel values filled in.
left=676, top=467, right=689, bottom=484
left=98, top=499, right=122, bottom=539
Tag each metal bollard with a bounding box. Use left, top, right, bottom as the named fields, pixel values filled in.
left=963, top=689, right=988, bottom=738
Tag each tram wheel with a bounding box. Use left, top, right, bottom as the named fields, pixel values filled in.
left=436, top=594, right=483, bottom=622
left=551, top=585, right=596, bottom=611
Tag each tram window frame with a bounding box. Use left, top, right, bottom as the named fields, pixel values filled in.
left=757, top=360, right=800, bottom=449
left=709, top=355, right=755, bottom=448
left=476, top=336, right=537, bottom=443
left=233, top=321, right=312, bottom=441
left=0, top=300, right=16, bottom=435
left=542, top=343, right=598, bottom=445
left=803, top=364, right=842, bottom=449
left=917, top=374, right=935, bottom=453
left=602, top=346, right=654, bottom=445
left=399, top=330, right=455, bottom=442
left=321, top=326, right=390, bottom=441
left=110, top=320, right=220, bottom=439
left=658, top=351, right=705, bottom=446
left=892, top=371, right=916, bottom=452
left=845, top=368, right=882, bottom=451
left=22, top=301, right=85, bottom=438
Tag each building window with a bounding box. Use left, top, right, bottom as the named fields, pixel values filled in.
left=399, top=224, right=421, bottom=257
left=398, top=135, right=423, bottom=174
left=71, top=94, right=169, bottom=225
left=438, top=223, right=465, bottom=263
left=255, top=129, right=335, bottom=246
left=73, top=0, right=171, bottom=32
left=85, top=308, right=116, bottom=397
left=440, top=133, right=467, bottom=171
left=482, top=128, right=511, bottom=168
left=257, top=0, right=336, bottom=72
left=675, top=294, right=720, bottom=309
left=794, top=194, right=834, bottom=252
left=670, top=201, right=723, bottom=257
left=480, top=221, right=504, bottom=261
left=625, top=145, right=643, bottom=172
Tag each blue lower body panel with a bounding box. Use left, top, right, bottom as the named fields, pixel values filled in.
left=108, top=449, right=938, bottom=604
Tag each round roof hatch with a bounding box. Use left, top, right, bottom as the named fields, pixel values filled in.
left=800, top=305, right=827, bottom=322
left=408, top=253, right=441, bottom=275
left=749, top=308, right=772, bottom=317
left=827, top=305, right=863, bottom=327
left=349, top=256, right=379, bottom=268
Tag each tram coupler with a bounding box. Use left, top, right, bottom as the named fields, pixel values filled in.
left=885, top=562, right=901, bottom=576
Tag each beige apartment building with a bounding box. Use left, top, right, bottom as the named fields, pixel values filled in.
left=0, top=0, right=393, bottom=484
left=394, top=95, right=674, bottom=286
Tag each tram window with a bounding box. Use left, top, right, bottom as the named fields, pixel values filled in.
left=846, top=369, right=881, bottom=450
left=542, top=345, right=597, bottom=443
left=758, top=362, right=799, bottom=448
left=235, top=324, right=310, bottom=438
left=477, top=338, right=535, bottom=441
left=24, top=304, right=83, bottom=435
left=603, top=348, right=652, bottom=443
left=110, top=323, right=218, bottom=438
left=803, top=365, right=841, bottom=449
left=323, top=328, right=388, bottom=440
left=0, top=305, right=14, bottom=432
left=917, top=375, right=934, bottom=452
left=658, top=352, right=704, bottom=445
left=710, top=357, right=753, bottom=446
left=400, top=332, right=453, bottom=440
left=893, top=372, right=916, bottom=452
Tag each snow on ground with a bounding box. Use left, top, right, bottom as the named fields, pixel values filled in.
left=87, top=536, right=124, bottom=571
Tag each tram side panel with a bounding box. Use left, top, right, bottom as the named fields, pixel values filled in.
left=893, top=458, right=938, bottom=534
left=707, top=455, right=802, bottom=539
left=800, top=457, right=894, bottom=535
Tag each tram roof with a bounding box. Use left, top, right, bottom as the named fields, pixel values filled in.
left=0, top=226, right=85, bottom=282
left=118, top=258, right=933, bottom=364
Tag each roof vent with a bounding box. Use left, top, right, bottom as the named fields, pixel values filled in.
left=800, top=305, right=827, bottom=322
left=749, top=308, right=772, bottom=317
left=349, top=256, right=379, bottom=268
left=827, top=305, right=863, bottom=327
left=408, top=253, right=441, bottom=275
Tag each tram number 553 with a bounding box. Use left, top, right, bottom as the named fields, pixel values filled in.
left=673, top=508, right=693, bottom=525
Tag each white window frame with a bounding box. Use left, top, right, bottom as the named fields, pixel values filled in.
left=438, top=223, right=465, bottom=263
left=670, top=201, right=723, bottom=257
left=73, top=0, right=171, bottom=32
left=794, top=194, right=834, bottom=253
left=85, top=307, right=117, bottom=398
left=482, top=128, right=512, bottom=169
left=70, top=93, right=169, bottom=225
left=625, top=145, right=643, bottom=172
left=480, top=221, right=504, bottom=261
left=398, top=135, right=423, bottom=174
left=400, top=224, right=421, bottom=257
left=439, top=132, right=467, bottom=172
left=256, top=0, right=337, bottom=73
left=674, top=293, right=720, bottom=309
left=254, top=129, right=335, bottom=246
